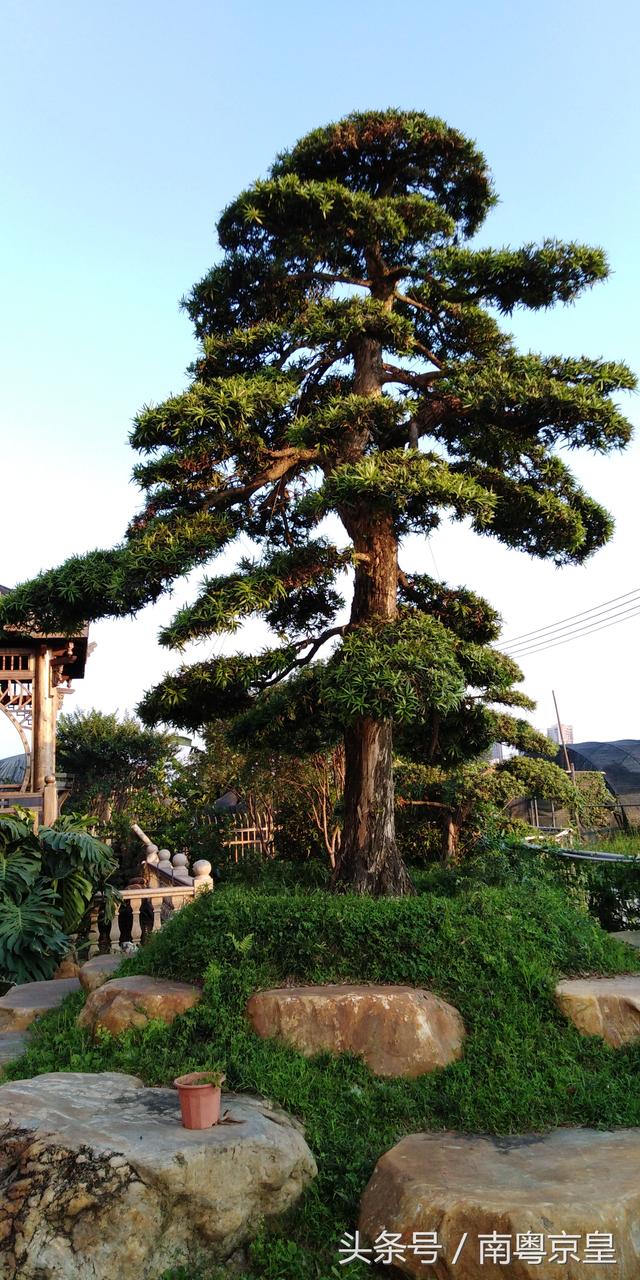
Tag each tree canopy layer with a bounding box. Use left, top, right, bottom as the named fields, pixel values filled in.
left=1, top=110, right=634, bottom=894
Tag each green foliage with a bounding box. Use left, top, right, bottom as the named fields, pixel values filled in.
left=56, top=709, right=186, bottom=880
left=571, top=770, right=616, bottom=830
left=0, top=109, right=634, bottom=890
left=0, top=814, right=117, bottom=982
left=58, top=709, right=182, bottom=809
left=8, top=875, right=640, bottom=1279
left=1, top=108, right=631, bottom=680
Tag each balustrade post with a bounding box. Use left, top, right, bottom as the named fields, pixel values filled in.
left=88, top=905, right=100, bottom=957
left=42, top=774, right=58, bottom=826
left=130, top=898, right=143, bottom=946
left=172, top=852, right=190, bottom=881
left=192, top=859, right=213, bottom=893
left=151, top=894, right=163, bottom=934
left=109, top=910, right=121, bottom=951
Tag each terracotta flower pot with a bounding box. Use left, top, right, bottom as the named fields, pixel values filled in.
left=173, top=1072, right=225, bottom=1129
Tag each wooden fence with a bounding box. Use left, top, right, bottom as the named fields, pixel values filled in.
left=213, top=812, right=276, bottom=861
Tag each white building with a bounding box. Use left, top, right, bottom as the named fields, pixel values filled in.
left=547, top=723, right=574, bottom=746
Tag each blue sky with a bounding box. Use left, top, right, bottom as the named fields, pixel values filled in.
left=1, top=0, right=639, bottom=752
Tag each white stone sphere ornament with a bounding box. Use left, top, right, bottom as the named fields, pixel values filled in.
left=192, top=859, right=213, bottom=892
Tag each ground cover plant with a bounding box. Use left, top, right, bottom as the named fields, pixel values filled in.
left=5, top=873, right=640, bottom=1279
left=0, top=109, right=634, bottom=896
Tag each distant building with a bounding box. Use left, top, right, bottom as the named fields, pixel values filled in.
left=489, top=743, right=504, bottom=763
left=547, top=723, right=574, bottom=746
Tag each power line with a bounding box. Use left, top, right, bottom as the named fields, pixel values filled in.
left=503, top=587, right=640, bottom=646
left=505, top=601, right=640, bottom=659
left=506, top=596, right=640, bottom=655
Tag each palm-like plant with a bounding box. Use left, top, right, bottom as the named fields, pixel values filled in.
left=0, top=813, right=118, bottom=984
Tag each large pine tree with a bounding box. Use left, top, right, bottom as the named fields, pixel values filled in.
left=1, top=111, right=634, bottom=894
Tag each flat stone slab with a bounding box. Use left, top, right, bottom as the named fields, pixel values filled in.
left=360, top=1128, right=640, bottom=1277
left=0, top=1030, right=29, bottom=1068
left=0, top=1071, right=317, bottom=1278
left=0, top=978, right=80, bottom=1032
left=247, top=983, right=465, bottom=1077
left=77, top=975, right=201, bottom=1037
left=611, top=931, right=640, bottom=949
left=79, top=953, right=124, bottom=993
left=556, top=975, right=640, bottom=1047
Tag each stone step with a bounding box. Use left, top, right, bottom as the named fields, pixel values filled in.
left=0, top=1030, right=30, bottom=1068
left=0, top=1071, right=316, bottom=1278
left=360, top=1128, right=640, bottom=1277
left=0, top=977, right=81, bottom=1031
left=555, top=975, right=640, bottom=1047
left=247, top=983, right=465, bottom=1077
left=611, top=930, right=640, bottom=949
left=77, top=975, right=201, bottom=1038
left=79, top=952, right=124, bottom=993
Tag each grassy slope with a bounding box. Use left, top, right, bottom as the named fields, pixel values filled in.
left=4, top=877, right=640, bottom=1279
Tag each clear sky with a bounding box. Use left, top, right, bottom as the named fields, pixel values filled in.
left=1, top=0, right=639, bottom=756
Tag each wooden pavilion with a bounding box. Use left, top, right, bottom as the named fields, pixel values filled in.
left=0, top=585, right=90, bottom=824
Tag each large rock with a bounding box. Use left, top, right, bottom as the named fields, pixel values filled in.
left=0, top=979, right=80, bottom=1032
left=247, top=983, right=465, bottom=1077
left=0, top=1070, right=317, bottom=1279
left=556, top=975, right=640, bottom=1047
left=79, top=954, right=124, bottom=993
left=360, top=1128, right=640, bottom=1278
left=77, top=975, right=201, bottom=1037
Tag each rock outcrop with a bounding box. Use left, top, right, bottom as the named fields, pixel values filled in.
left=247, top=983, right=465, bottom=1077
left=360, top=1128, right=640, bottom=1278
left=0, top=1070, right=317, bottom=1278
left=77, top=975, right=201, bottom=1037
left=555, top=975, right=640, bottom=1047
left=0, top=978, right=80, bottom=1032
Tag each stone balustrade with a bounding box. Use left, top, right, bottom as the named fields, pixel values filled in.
left=86, top=827, right=214, bottom=956
left=130, top=823, right=214, bottom=892
left=88, top=885, right=197, bottom=955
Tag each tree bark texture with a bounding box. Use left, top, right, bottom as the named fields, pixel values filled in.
left=335, top=718, right=414, bottom=895
left=332, top=506, right=413, bottom=896
left=328, top=319, right=415, bottom=894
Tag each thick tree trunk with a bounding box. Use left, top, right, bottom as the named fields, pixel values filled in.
left=331, top=509, right=413, bottom=896
left=334, top=718, right=414, bottom=894
left=329, top=315, right=414, bottom=895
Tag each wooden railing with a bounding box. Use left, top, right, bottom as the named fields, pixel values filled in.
left=0, top=776, right=58, bottom=827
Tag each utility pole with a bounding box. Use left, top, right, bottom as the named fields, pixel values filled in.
left=553, top=689, right=581, bottom=839
left=552, top=689, right=572, bottom=773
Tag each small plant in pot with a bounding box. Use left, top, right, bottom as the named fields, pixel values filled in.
left=173, top=1070, right=226, bottom=1130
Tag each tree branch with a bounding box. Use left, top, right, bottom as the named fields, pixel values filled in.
left=382, top=363, right=444, bottom=389
left=201, top=449, right=319, bottom=513
left=394, top=290, right=436, bottom=318
left=294, top=270, right=372, bottom=290
left=262, top=624, right=348, bottom=687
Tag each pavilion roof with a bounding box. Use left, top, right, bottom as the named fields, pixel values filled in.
left=0, top=584, right=89, bottom=678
